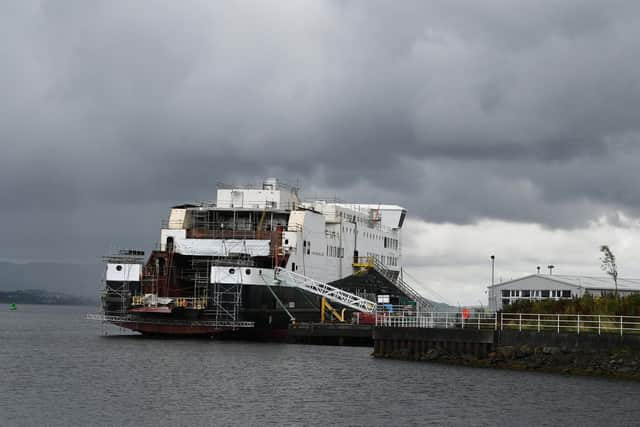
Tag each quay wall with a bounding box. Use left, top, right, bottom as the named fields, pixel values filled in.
left=373, top=327, right=640, bottom=380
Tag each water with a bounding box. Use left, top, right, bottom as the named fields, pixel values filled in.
left=2, top=305, right=640, bottom=427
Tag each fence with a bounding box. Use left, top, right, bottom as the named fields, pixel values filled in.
left=375, top=310, right=640, bottom=336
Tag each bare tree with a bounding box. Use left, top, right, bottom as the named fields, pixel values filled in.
left=600, top=245, right=619, bottom=296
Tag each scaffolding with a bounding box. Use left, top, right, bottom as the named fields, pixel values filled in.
left=183, top=258, right=243, bottom=323
left=101, top=250, right=145, bottom=316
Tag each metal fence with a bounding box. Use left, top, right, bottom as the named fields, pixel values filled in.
left=375, top=310, right=640, bottom=336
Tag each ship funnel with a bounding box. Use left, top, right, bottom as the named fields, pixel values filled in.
left=263, top=177, right=279, bottom=190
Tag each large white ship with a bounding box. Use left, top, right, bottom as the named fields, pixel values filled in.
left=96, top=178, right=429, bottom=337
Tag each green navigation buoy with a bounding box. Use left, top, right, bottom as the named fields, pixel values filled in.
left=10, top=303, right=16, bottom=311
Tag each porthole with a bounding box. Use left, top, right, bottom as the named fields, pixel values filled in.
left=116, top=265, right=123, bottom=271
left=245, top=269, right=251, bottom=275
left=229, top=268, right=235, bottom=274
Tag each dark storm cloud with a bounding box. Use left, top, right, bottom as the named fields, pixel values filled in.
left=2, top=0, right=640, bottom=260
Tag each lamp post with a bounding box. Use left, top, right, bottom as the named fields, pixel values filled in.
left=491, top=255, right=495, bottom=286
left=537, top=266, right=541, bottom=274
left=548, top=265, right=555, bottom=275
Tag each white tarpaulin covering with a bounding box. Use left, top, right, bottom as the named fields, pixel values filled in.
left=143, top=294, right=173, bottom=306
left=106, top=263, right=141, bottom=282
left=210, top=266, right=273, bottom=285
left=173, top=239, right=270, bottom=257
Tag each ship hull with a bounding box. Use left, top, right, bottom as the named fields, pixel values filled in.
left=114, top=321, right=225, bottom=336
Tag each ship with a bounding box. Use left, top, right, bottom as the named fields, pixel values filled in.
left=92, top=178, right=430, bottom=338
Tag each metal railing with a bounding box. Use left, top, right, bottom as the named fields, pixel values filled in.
left=273, top=268, right=377, bottom=313
left=501, top=313, right=640, bottom=336
left=371, top=258, right=432, bottom=311
left=375, top=311, right=640, bottom=336
left=376, top=311, right=497, bottom=329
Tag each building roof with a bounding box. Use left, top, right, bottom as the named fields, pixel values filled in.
left=552, top=275, right=640, bottom=291
left=488, top=274, right=640, bottom=291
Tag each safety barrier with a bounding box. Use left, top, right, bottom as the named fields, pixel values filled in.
left=376, top=311, right=640, bottom=336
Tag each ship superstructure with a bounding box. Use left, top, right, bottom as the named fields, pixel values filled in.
left=95, top=178, right=428, bottom=337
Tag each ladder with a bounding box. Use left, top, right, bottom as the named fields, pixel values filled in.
left=273, top=267, right=376, bottom=313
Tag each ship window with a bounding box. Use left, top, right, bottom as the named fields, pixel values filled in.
left=229, top=268, right=236, bottom=274
left=116, top=265, right=123, bottom=271
left=284, top=239, right=289, bottom=245
left=245, top=269, right=251, bottom=275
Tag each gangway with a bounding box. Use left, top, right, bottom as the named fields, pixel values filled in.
left=273, top=267, right=376, bottom=313
left=371, top=258, right=432, bottom=312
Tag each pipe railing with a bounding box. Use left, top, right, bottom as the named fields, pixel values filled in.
left=375, top=311, right=640, bottom=336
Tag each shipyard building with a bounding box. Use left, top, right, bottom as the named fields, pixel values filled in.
left=487, top=274, right=640, bottom=311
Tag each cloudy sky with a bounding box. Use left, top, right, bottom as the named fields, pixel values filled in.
left=3, top=1, right=640, bottom=304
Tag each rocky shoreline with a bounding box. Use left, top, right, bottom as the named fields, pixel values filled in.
left=374, top=344, right=640, bottom=380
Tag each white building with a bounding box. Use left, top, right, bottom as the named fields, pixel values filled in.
left=487, top=274, right=640, bottom=311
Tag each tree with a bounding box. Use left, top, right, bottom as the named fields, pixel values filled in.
left=600, top=245, right=619, bottom=297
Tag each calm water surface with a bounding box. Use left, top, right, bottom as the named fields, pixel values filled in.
left=2, top=305, right=640, bottom=426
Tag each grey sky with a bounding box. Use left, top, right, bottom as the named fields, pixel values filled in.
left=2, top=1, right=640, bottom=263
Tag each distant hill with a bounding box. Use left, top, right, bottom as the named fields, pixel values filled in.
left=0, top=261, right=103, bottom=298
left=0, top=289, right=95, bottom=306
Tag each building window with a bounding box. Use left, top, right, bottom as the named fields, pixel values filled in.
left=521, top=290, right=530, bottom=298
left=502, top=290, right=509, bottom=297
left=562, top=290, right=571, bottom=298
left=540, top=290, right=550, bottom=298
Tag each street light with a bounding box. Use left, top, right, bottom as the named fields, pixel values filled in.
left=548, top=264, right=555, bottom=275
left=490, top=255, right=495, bottom=286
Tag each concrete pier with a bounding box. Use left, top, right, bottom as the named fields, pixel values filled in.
left=373, top=327, right=495, bottom=359
left=372, top=326, right=640, bottom=379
